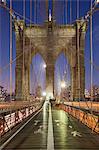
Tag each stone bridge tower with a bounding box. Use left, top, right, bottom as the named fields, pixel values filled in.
left=14, top=8, right=87, bottom=101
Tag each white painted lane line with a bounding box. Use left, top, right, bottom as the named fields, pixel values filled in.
left=47, top=103, right=54, bottom=150
left=0, top=108, right=42, bottom=150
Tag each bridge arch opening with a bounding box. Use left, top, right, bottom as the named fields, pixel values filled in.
left=30, top=53, right=46, bottom=99
left=54, top=52, right=71, bottom=102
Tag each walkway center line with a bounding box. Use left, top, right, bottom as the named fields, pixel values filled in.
left=47, top=103, right=54, bottom=150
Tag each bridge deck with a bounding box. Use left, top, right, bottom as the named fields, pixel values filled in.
left=1, top=102, right=99, bottom=150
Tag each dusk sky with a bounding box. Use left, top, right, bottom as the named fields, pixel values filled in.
left=0, top=0, right=99, bottom=94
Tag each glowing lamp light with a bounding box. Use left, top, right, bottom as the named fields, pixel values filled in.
left=61, top=81, right=66, bottom=88
left=64, top=71, right=67, bottom=74
left=96, top=0, right=99, bottom=3
left=43, top=64, right=46, bottom=69
left=42, top=91, right=46, bottom=97
left=1, top=0, right=5, bottom=2
left=49, top=9, right=52, bottom=21
left=1, top=0, right=6, bottom=5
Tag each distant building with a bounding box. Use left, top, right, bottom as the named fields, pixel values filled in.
left=89, top=85, right=99, bottom=101
left=85, top=89, right=90, bottom=98
left=60, top=86, right=71, bottom=102
left=92, top=85, right=99, bottom=100
left=0, top=86, right=7, bottom=101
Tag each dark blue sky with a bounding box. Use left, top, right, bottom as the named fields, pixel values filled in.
left=0, top=0, right=99, bottom=93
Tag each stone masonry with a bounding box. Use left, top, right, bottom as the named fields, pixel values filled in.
left=14, top=18, right=87, bottom=100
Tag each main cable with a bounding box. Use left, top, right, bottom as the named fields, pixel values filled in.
left=22, top=0, right=25, bottom=99
left=10, top=0, right=12, bottom=100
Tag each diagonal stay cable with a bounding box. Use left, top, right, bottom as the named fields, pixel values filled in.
left=0, top=2, right=34, bottom=24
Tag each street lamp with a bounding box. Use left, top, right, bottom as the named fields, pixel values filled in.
left=1, top=0, right=6, bottom=5
left=42, top=91, right=46, bottom=97
left=43, top=64, right=46, bottom=69
left=49, top=9, right=52, bottom=22
left=96, top=0, right=99, bottom=3
left=61, top=81, right=66, bottom=89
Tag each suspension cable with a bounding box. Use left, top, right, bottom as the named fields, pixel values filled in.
left=77, top=23, right=81, bottom=101
left=30, top=0, right=32, bottom=95
left=52, top=0, right=54, bottom=21
left=62, top=0, right=64, bottom=24
left=63, top=0, right=65, bottom=24
left=76, top=0, right=81, bottom=111
left=90, top=0, right=93, bottom=104
left=70, top=0, right=72, bottom=23
left=0, top=2, right=34, bottom=24
left=46, top=0, right=48, bottom=20
left=2, top=41, right=99, bottom=76
left=23, top=0, right=25, bottom=99
left=35, top=0, right=37, bottom=24
left=66, top=0, right=68, bottom=24
left=30, top=0, right=32, bottom=67
left=77, top=0, right=79, bottom=19
left=10, top=0, right=12, bottom=100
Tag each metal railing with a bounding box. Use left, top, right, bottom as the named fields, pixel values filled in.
left=0, top=101, right=43, bottom=136
left=59, top=103, right=99, bottom=133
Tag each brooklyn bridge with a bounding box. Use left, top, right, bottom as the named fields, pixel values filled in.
left=0, top=0, right=99, bottom=149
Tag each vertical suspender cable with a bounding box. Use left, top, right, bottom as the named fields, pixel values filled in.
left=64, top=0, right=65, bottom=24
left=33, top=0, right=38, bottom=92
left=90, top=0, right=93, bottom=102
left=77, top=29, right=80, bottom=101
left=30, top=0, right=32, bottom=94
left=36, top=0, right=37, bottom=23
left=62, top=1, right=64, bottom=24
left=35, top=0, right=37, bottom=89
left=52, top=0, right=55, bottom=95
left=52, top=0, right=54, bottom=21
left=77, top=22, right=80, bottom=101
left=69, top=0, right=73, bottom=100
left=66, top=0, right=68, bottom=24
left=23, top=0, right=25, bottom=99
left=10, top=0, right=12, bottom=100
left=46, top=0, right=48, bottom=21
left=76, top=0, right=80, bottom=102
left=62, top=0, right=64, bottom=24
left=77, top=0, right=79, bottom=19
left=33, top=0, right=35, bottom=23
left=34, top=0, right=36, bottom=23
left=70, top=0, right=72, bottom=23
left=63, top=0, right=66, bottom=24
left=30, top=0, right=32, bottom=43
